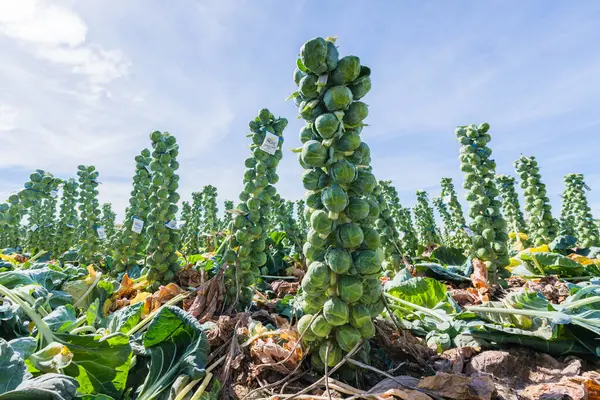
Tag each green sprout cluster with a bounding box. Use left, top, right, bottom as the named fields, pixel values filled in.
left=514, top=155, right=556, bottom=245
left=220, top=200, right=234, bottom=231
left=1, top=170, right=59, bottom=249
left=296, top=199, right=308, bottom=237
left=379, top=181, right=418, bottom=256
left=54, top=179, right=79, bottom=257
left=100, top=203, right=116, bottom=244
left=292, top=37, right=381, bottom=370
left=432, top=196, right=454, bottom=246
left=456, top=123, right=509, bottom=279
left=561, top=173, right=599, bottom=248
left=440, top=178, right=470, bottom=249
left=199, top=185, right=219, bottom=250
left=145, top=131, right=181, bottom=288
left=112, top=149, right=152, bottom=275
left=76, top=165, right=102, bottom=265
left=413, top=190, right=440, bottom=246
left=496, top=174, right=526, bottom=239
left=183, top=192, right=202, bottom=254
left=222, top=109, right=287, bottom=309
left=271, top=194, right=303, bottom=252
left=375, top=185, right=402, bottom=276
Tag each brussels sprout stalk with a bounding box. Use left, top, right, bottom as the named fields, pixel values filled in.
left=560, top=173, right=599, bottom=248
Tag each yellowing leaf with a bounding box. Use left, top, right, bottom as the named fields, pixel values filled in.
left=131, top=291, right=152, bottom=305
left=84, top=265, right=97, bottom=285
left=568, top=254, right=596, bottom=266
left=520, top=244, right=549, bottom=255
left=0, top=254, right=16, bottom=262
left=509, top=257, right=521, bottom=267
left=508, top=232, right=529, bottom=241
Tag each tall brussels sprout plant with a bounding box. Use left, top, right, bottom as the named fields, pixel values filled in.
left=496, top=174, right=526, bottom=239
left=145, top=132, right=181, bottom=288
left=76, top=165, right=102, bottom=265
left=54, top=178, right=79, bottom=257
left=456, top=123, right=509, bottom=280
left=413, top=190, right=440, bottom=246
left=223, top=109, right=287, bottom=309
left=561, top=174, right=599, bottom=248
left=439, top=178, right=470, bottom=249
left=514, top=155, right=556, bottom=245
left=292, top=37, right=382, bottom=368
left=112, top=149, right=152, bottom=275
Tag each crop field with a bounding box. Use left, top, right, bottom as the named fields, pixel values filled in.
left=1, top=34, right=600, bottom=400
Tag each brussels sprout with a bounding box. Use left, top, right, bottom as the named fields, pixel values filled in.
left=338, top=275, right=363, bottom=303
left=361, top=226, right=380, bottom=250
left=299, top=125, right=316, bottom=143
left=302, top=168, right=330, bottom=191
left=346, top=197, right=370, bottom=221
left=348, top=75, right=371, bottom=100
left=330, top=55, right=361, bottom=85
left=323, top=296, right=349, bottom=326
left=335, top=129, right=362, bottom=152
left=349, top=304, right=371, bottom=328
left=343, top=101, right=369, bottom=125
left=311, top=314, right=333, bottom=337
left=306, top=261, right=331, bottom=286
left=325, top=247, right=352, bottom=274
left=318, top=341, right=343, bottom=367
left=321, top=184, right=349, bottom=219
left=299, top=74, right=319, bottom=99
left=360, top=278, right=382, bottom=304
left=314, top=113, right=340, bottom=139
left=335, top=324, right=361, bottom=352
left=337, top=223, right=364, bottom=249
left=302, top=140, right=328, bottom=167
left=297, top=314, right=319, bottom=342
left=300, top=37, right=338, bottom=74
left=323, top=85, right=353, bottom=111
left=353, top=250, right=382, bottom=275
left=331, top=160, right=358, bottom=184
left=357, top=319, right=375, bottom=339
left=311, top=209, right=334, bottom=235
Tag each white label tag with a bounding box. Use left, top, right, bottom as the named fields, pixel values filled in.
left=178, top=221, right=186, bottom=229
left=584, top=184, right=591, bottom=191
left=464, top=226, right=474, bottom=236
left=92, top=179, right=103, bottom=185
left=442, top=195, right=452, bottom=204
left=399, top=231, right=406, bottom=240
left=50, top=190, right=58, bottom=198
left=132, top=218, right=144, bottom=234
left=97, top=226, right=107, bottom=240
left=66, top=223, right=75, bottom=229
left=260, top=132, right=279, bottom=155
left=31, top=224, right=39, bottom=232
left=165, top=220, right=178, bottom=229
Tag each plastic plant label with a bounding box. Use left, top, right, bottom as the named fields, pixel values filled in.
left=30, top=224, right=39, bottom=232
left=50, top=190, right=59, bottom=198
left=399, top=231, right=406, bottom=240
left=584, top=184, right=592, bottom=191
left=97, top=226, right=107, bottom=240
left=442, top=195, right=452, bottom=204
left=260, top=132, right=279, bottom=155
left=464, top=226, right=474, bottom=236
left=165, top=220, right=178, bottom=229
left=132, top=218, right=144, bottom=234
left=66, top=224, right=75, bottom=229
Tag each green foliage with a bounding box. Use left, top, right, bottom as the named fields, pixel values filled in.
left=496, top=174, right=527, bottom=240
left=439, top=178, right=470, bottom=249
left=54, top=179, right=79, bottom=257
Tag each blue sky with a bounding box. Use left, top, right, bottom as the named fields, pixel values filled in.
left=1, top=0, right=599, bottom=221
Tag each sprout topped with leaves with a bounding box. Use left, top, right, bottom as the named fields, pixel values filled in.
left=145, top=131, right=181, bottom=288
left=561, top=173, right=599, bottom=248
left=54, top=178, right=79, bottom=257
left=220, top=200, right=234, bottom=231
left=112, top=149, right=152, bottom=275
left=293, top=37, right=380, bottom=369
left=76, top=165, right=102, bottom=265
left=439, top=178, right=470, bottom=249
left=514, top=155, right=556, bottom=245
left=199, top=185, right=219, bottom=250
left=456, top=123, right=509, bottom=280
left=223, top=108, right=287, bottom=309
left=413, top=190, right=440, bottom=247
left=496, top=174, right=526, bottom=241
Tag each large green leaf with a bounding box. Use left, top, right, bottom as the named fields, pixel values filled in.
left=103, top=302, right=143, bottom=334
left=386, top=277, right=447, bottom=309
left=415, top=263, right=470, bottom=282
left=0, top=338, right=28, bottom=393
left=0, top=374, right=78, bottom=400
left=430, top=246, right=467, bottom=266
left=135, top=306, right=209, bottom=400
left=57, top=333, right=131, bottom=398
left=518, top=252, right=585, bottom=277
left=42, top=305, right=77, bottom=333
left=0, top=268, right=66, bottom=290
